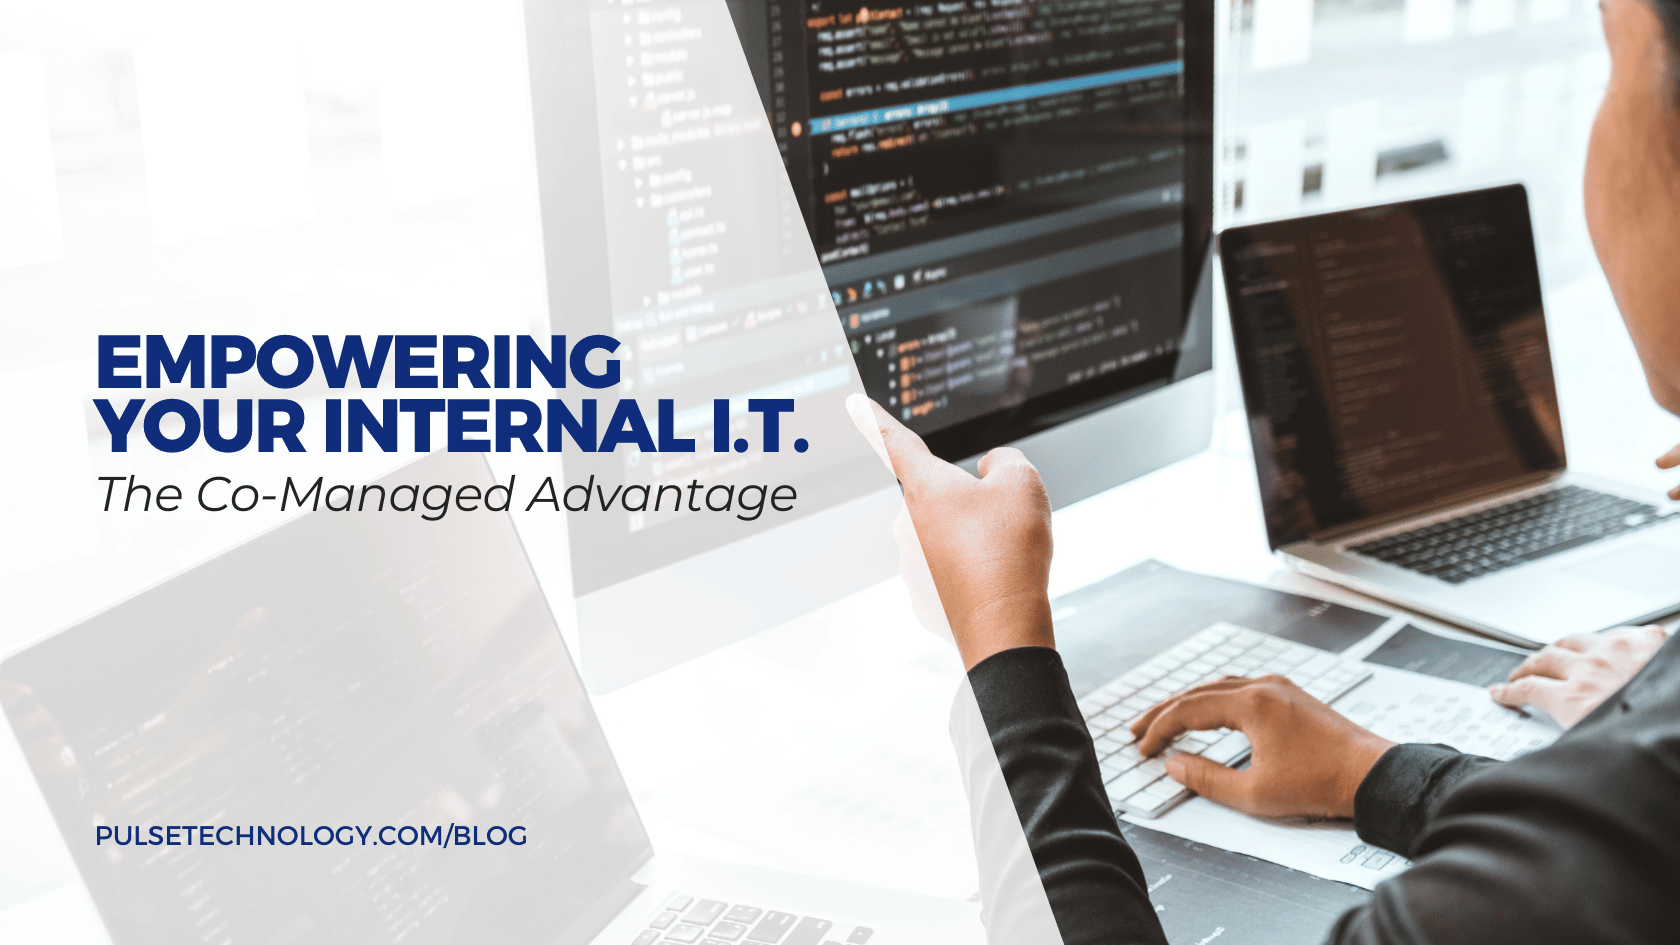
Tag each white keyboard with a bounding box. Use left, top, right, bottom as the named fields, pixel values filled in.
left=1079, top=623, right=1373, bottom=819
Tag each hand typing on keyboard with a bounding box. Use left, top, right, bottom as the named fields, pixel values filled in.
left=1081, top=625, right=1379, bottom=818
left=1128, top=674, right=1396, bottom=820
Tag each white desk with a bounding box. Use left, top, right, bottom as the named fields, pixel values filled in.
left=3, top=272, right=1677, bottom=941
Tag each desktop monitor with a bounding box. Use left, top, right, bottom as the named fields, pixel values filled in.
left=522, top=0, right=1215, bottom=691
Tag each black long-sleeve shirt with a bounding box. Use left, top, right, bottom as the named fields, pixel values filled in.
left=966, top=636, right=1680, bottom=944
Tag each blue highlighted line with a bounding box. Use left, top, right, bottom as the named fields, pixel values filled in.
left=808, top=60, right=1184, bottom=135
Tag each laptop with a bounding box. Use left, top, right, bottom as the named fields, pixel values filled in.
left=1219, top=184, right=1680, bottom=648
left=0, top=451, right=979, bottom=945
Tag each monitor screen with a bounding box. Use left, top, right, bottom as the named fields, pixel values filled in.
left=1, top=452, right=652, bottom=945
left=528, top=0, right=1212, bottom=599
left=734, top=0, right=1216, bottom=459
left=1220, top=184, right=1567, bottom=548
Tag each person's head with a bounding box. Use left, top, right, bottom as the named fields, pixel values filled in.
left=1585, top=0, right=1680, bottom=414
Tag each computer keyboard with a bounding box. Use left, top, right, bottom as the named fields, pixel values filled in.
left=1349, top=484, right=1666, bottom=584
left=630, top=894, right=873, bottom=945
left=1079, top=623, right=1372, bottom=819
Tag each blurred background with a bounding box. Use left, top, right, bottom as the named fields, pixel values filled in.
left=1222, top=0, right=1607, bottom=287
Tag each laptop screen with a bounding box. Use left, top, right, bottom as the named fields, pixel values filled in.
left=1, top=451, right=652, bottom=945
left=1220, top=184, right=1566, bottom=548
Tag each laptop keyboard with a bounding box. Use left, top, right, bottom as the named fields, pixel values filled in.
left=1078, top=623, right=1371, bottom=819
left=1349, top=484, right=1666, bottom=584
left=630, top=894, right=873, bottom=945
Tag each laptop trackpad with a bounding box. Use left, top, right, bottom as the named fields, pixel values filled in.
left=1564, top=544, right=1680, bottom=596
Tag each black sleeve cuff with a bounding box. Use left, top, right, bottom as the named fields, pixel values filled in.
left=1353, top=742, right=1498, bottom=858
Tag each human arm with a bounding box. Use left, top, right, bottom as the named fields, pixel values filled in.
left=855, top=394, right=1677, bottom=945
left=851, top=395, right=1165, bottom=942
left=968, top=647, right=1169, bottom=945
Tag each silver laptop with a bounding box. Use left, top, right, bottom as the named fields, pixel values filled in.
left=0, top=450, right=978, bottom=945
left=1220, top=184, right=1680, bottom=648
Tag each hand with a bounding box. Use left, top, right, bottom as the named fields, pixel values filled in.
left=1128, top=675, right=1395, bottom=819
left=848, top=394, right=1056, bottom=670
left=1657, top=444, right=1680, bottom=499
left=1489, top=625, right=1667, bottom=728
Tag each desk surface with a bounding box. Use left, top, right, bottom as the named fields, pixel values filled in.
left=3, top=272, right=1677, bottom=940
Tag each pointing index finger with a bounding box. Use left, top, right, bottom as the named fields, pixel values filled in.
left=845, top=393, right=970, bottom=491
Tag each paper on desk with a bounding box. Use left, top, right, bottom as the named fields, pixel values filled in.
left=1126, top=660, right=1562, bottom=889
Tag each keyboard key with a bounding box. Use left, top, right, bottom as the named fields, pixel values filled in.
left=709, top=921, right=748, bottom=941
left=667, top=924, right=707, bottom=944
left=1141, top=778, right=1184, bottom=801
left=724, top=906, right=762, bottom=925
left=686, top=901, right=727, bottom=925
left=1100, top=754, right=1139, bottom=780
left=667, top=896, right=695, bottom=912
left=1300, top=654, right=1338, bottom=677
left=746, top=912, right=797, bottom=943
left=783, top=917, right=833, bottom=945
left=1124, top=788, right=1176, bottom=815
left=1107, top=767, right=1161, bottom=798
left=651, top=912, right=679, bottom=930
left=633, top=931, right=660, bottom=945
left=1093, top=734, right=1129, bottom=755
left=847, top=928, right=874, bottom=944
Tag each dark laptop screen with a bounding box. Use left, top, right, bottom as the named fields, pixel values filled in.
left=1220, top=185, right=1566, bottom=548
left=1, top=451, right=651, bottom=945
